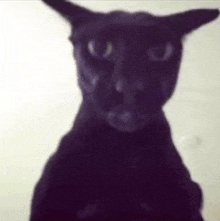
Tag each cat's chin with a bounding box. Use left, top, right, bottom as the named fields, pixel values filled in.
left=107, top=116, right=146, bottom=132
left=106, top=107, right=155, bottom=133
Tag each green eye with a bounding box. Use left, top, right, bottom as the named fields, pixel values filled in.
left=147, top=42, right=174, bottom=61
left=88, top=40, right=113, bottom=59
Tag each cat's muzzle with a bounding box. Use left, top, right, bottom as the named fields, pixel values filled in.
left=107, top=104, right=148, bottom=132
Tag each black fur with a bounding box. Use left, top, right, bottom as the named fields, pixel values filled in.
left=31, top=1, right=219, bottom=220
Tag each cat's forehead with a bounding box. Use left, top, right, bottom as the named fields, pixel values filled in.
left=105, top=11, right=156, bottom=25
left=72, top=11, right=172, bottom=42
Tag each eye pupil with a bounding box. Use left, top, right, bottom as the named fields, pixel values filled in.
left=148, top=42, right=173, bottom=61
left=148, top=45, right=165, bottom=60
left=88, top=40, right=113, bottom=58
left=153, top=47, right=165, bottom=58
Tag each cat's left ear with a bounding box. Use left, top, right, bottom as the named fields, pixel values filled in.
left=164, top=9, right=219, bottom=35
left=42, top=0, right=101, bottom=28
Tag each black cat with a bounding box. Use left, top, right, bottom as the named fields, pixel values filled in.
left=30, top=1, right=219, bottom=220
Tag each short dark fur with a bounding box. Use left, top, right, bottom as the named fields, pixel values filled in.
left=31, top=1, right=219, bottom=220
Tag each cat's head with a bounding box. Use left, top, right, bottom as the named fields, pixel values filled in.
left=42, top=0, right=219, bottom=132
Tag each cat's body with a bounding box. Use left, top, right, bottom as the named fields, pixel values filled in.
left=30, top=1, right=219, bottom=220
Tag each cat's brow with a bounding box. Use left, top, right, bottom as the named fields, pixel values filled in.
left=72, top=23, right=173, bottom=44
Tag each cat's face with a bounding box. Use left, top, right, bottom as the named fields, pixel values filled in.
left=42, top=0, right=219, bottom=132
left=70, top=13, right=182, bottom=132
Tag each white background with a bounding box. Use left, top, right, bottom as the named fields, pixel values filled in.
left=1, top=1, right=220, bottom=220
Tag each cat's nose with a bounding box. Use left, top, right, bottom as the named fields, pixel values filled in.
left=115, top=79, right=144, bottom=104
left=115, top=79, right=144, bottom=93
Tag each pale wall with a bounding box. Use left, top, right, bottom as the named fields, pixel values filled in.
left=1, top=1, right=220, bottom=220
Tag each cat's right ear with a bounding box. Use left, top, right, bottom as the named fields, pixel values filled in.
left=164, top=9, right=219, bottom=36
left=42, top=0, right=98, bottom=28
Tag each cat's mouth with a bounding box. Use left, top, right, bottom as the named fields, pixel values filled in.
left=106, top=104, right=155, bottom=132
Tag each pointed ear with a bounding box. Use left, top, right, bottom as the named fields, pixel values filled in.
left=163, top=9, right=219, bottom=35
left=42, top=0, right=98, bottom=27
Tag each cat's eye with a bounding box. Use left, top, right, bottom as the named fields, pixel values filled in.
left=88, top=40, right=113, bottom=59
left=147, top=42, right=174, bottom=61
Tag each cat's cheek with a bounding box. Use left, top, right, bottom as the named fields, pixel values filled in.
left=78, top=72, right=99, bottom=93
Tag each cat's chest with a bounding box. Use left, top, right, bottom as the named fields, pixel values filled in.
left=80, top=144, right=163, bottom=182
left=112, top=150, right=158, bottom=170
